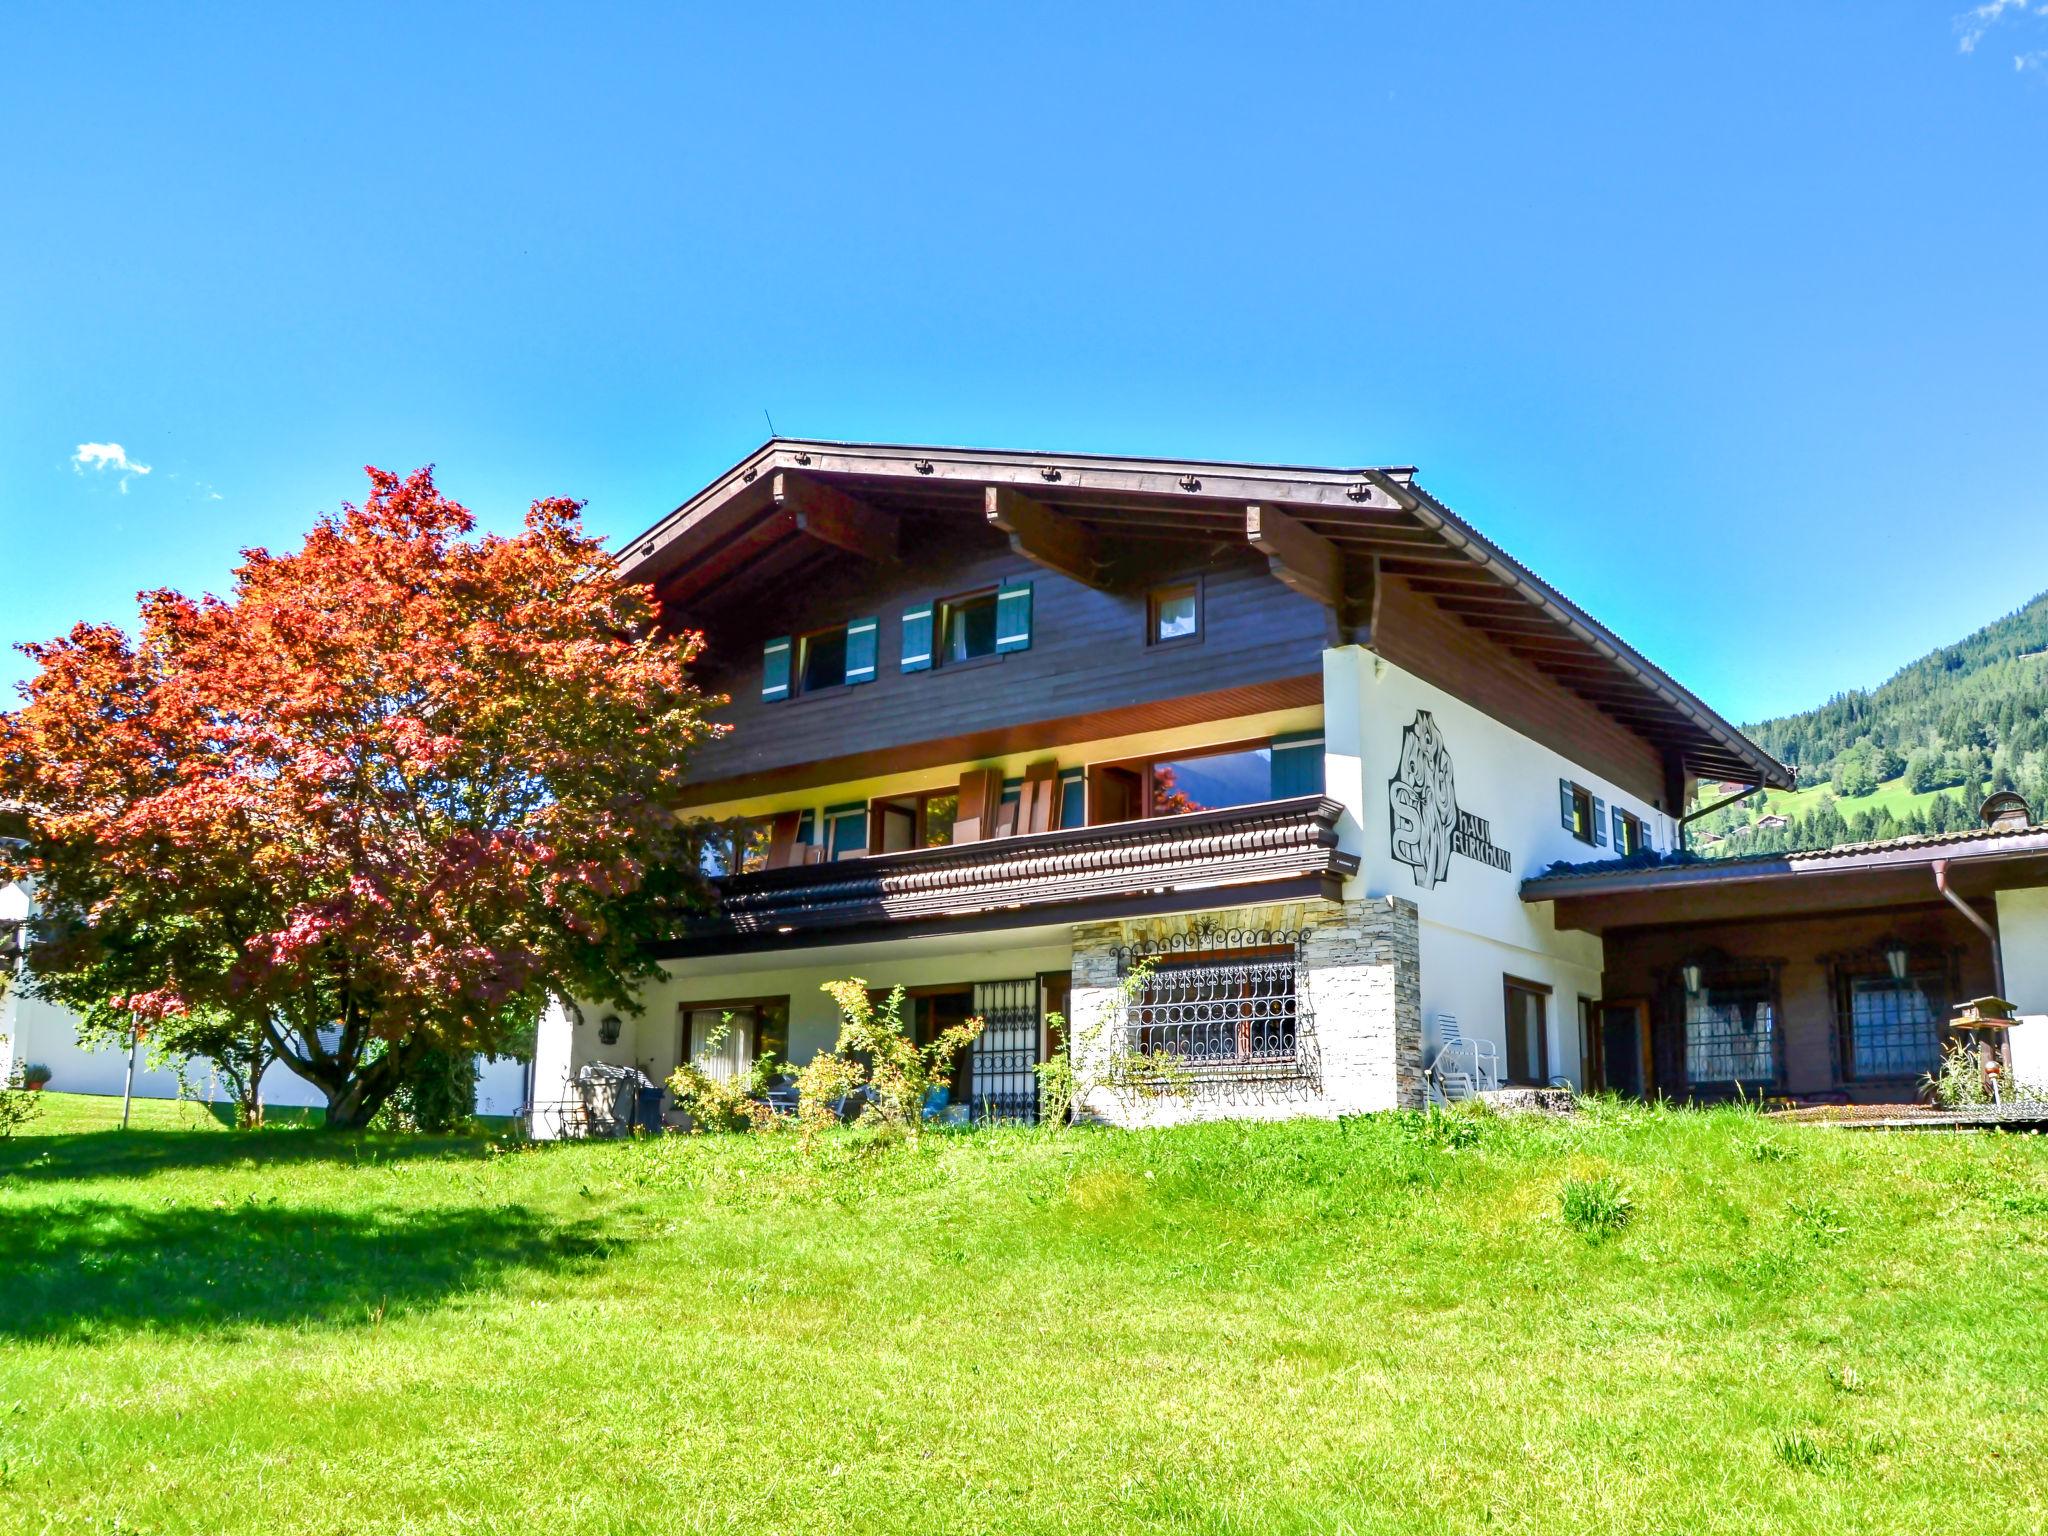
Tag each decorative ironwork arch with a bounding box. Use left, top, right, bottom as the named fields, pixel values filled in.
left=1111, top=926, right=1320, bottom=1103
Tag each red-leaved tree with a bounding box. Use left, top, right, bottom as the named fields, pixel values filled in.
left=0, top=467, right=719, bottom=1128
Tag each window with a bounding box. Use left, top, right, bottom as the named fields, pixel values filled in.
left=824, top=804, right=868, bottom=861
left=1561, top=781, right=1598, bottom=846
left=1683, top=969, right=1777, bottom=1087
left=869, top=790, right=960, bottom=853
left=940, top=591, right=998, bottom=665
left=1613, top=808, right=1647, bottom=857
left=909, top=988, right=978, bottom=1105
left=1504, top=977, right=1551, bottom=1085
left=680, top=998, right=791, bottom=1083
left=699, top=818, right=772, bottom=878
left=1841, top=969, right=1946, bottom=1081
left=1148, top=746, right=1273, bottom=816
left=800, top=626, right=849, bottom=693
left=1147, top=581, right=1201, bottom=645
left=921, top=793, right=959, bottom=846
left=1129, top=948, right=1299, bottom=1068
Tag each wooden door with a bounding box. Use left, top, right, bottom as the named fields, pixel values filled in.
left=1596, top=1000, right=1652, bottom=1099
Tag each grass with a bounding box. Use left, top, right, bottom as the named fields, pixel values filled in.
left=2, top=1100, right=2045, bottom=1534
left=1747, top=775, right=1955, bottom=828
left=17, top=1089, right=323, bottom=1136
left=15, top=1089, right=515, bottom=1138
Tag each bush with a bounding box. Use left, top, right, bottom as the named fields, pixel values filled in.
left=0, top=1061, right=42, bottom=1138
left=374, top=1045, right=479, bottom=1134
left=1559, top=1174, right=1634, bottom=1240
left=666, top=1019, right=786, bottom=1134
left=813, top=980, right=982, bottom=1147
left=1924, top=1040, right=1996, bottom=1108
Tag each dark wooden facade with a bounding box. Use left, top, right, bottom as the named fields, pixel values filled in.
left=625, top=442, right=1788, bottom=810
left=682, top=534, right=1331, bottom=797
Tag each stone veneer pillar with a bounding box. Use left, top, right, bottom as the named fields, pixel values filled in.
left=1068, top=896, right=1423, bottom=1128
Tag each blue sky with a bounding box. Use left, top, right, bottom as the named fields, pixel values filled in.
left=3, top=3, right=2044, bottom=724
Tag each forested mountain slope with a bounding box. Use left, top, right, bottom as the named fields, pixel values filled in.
left=1694, top=590, right=2048, bottom=854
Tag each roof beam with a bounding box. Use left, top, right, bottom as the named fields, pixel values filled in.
left=1247, top=503, right=1372, bottom=643
left=986, top=486, right=1115, bottom=589
left=773, top=472, right=897, bottom=560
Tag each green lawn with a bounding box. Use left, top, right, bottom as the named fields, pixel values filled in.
left=2, top=1100, right=2045, bottom=1534
left=1748, top=775, right=1955, bottom=828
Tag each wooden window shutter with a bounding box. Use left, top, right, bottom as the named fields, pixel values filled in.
left=762, top=637, right=792, bottom=701
left=899, top=606, right=933, bottom=672
left=994, top=581, right=1033, bottom=653
left=1057, top=768, right=1086, bottom=830
left=1269, top=731, right=1326, bottom=799
left=764, top=810, right=804, bottom=869
left=1611, top=805, right=1628, bottom=851
left=953, top=767, right=1004, bottom=843
left=1593, top=796, right=1608, bottom=847
left=1559, top=780, right=1576, bottom=833
left=844, top=618, right=879, bottom=685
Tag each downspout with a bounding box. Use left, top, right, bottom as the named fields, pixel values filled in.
left=1932, top=859, right=2004, bottom=998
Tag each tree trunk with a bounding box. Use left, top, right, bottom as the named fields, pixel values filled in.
left=317, top=1040, right=417, bottom=1131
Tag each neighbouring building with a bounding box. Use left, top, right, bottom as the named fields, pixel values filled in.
left=540, top=439, right=2027, bottom=1132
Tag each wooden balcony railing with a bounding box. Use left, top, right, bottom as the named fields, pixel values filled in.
left=657, top=795, right=1358, bottom=955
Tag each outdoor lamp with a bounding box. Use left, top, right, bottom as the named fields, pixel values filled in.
left=1680, top=960, right=1704, bottom=996
left=598, top=1013, right=623, bottom=1046
left=1884, top=942, right=1911, bottom=983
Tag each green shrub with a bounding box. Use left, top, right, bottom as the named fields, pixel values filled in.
left=373, top=1044, right=479, bottom=1134
left=1559, top=1174, right=1634, bottom=1239
left=811, top=980, right=982, bottom=1148
left=1924, top=1040, right=1996, bottom=1108
left=0, top=1060, right=42, bottom=1138
left=666, top=1019, right=785, bottom=1135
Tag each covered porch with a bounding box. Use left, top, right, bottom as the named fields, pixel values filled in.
left=1524, top=820, right=2048, bottom=1104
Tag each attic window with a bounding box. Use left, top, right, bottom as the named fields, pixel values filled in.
left=800, top=626, right=849, bottom=693
left=1148, top=581, right=1201, bottom=645
left=941, top=592, right=999, bottom=665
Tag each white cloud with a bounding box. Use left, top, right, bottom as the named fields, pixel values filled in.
left=2020, top=48, right=2048, bottom=70
left=71, top=441, right=152, bottom=493
left=1958, top=0, right=2048, bottom=54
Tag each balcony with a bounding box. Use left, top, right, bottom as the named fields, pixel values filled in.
left=655, top=795, right=1358, bottom=956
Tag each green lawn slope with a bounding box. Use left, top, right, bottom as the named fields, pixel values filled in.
left=2, top=1104, right=2044, bottom=1534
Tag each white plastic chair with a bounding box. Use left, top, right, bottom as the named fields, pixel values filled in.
left=1425, top=1014, right=1501, bottom=1103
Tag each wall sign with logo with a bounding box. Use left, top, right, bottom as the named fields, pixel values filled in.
left=1388, top=710, right=1512, bottom=889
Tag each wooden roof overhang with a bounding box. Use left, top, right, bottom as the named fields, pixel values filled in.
left=619, top=439, right=1788, bottom=790
left=1523, top=828, right=2048, bottom=935
left=650, top=793, right=1359, bottom=958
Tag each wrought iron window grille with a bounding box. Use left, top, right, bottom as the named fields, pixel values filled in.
left=1112, top=927, right=1320, bottom=1098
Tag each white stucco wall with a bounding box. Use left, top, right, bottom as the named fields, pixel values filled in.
left=534, top=924, right=1074, bottom=1134
left=1323, top=646, right=1665, bottom=1087
left=1993, top=888, right=2048, bottom=1090
left=3, top=880, right=526, bottom=1115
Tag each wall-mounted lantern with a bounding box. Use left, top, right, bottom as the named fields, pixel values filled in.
left=598, top=1013, right=623, bottom=1046
left=1680, top=960, right=1704, bottom=997
left=1883, top=940, right=1912, bottom=983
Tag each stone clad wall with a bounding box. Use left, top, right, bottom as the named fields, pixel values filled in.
left=1070, top=896, right=1423, bottom=1127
